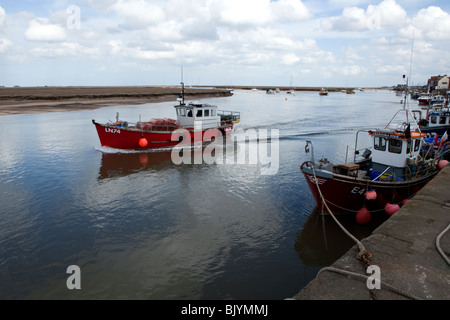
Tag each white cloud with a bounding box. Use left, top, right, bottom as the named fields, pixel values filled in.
left=30, top=42, right=101, bottom=57
left=341, top=64, right=362, bottom=76
left=0, top=37, right=12, bottom=53
left=321, top=0, right=407, bottom=32
left=345, top=47, right=363, bottom=61
left=281, top=53, right=301, bottom=65
left=374, top=0, right=407, bottom=27
left=408, top=6, right=450, bottom=40
left=271, top=0, right=313, bottom=21
left=108, top=40, right=123, bottom=54
left=25, top=18, right=66, bottom=42
left=146, top=21, right=184, bottom=43
left=211, top=0, right=311, bottom=27
left=211, top=0, right=272, bottom=27
left=112, top=0, right=165, bottom=29
left=0, top=6, right=6, bottom=30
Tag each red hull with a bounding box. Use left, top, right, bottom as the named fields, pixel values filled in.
left=418, top=98, right=430, bottom=106
left=300, top=162, right=438, bottom=215
left=93, top=120, right=232, bottom=150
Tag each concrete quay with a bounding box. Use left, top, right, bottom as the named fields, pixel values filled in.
left=293, top=165, right=450, bottom=300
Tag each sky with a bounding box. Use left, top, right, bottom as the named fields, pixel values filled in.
left=0, top=0, right=450, bottom=87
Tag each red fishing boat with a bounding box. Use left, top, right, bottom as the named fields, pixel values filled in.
left=300, top=107, right=448, bottom=223
left=418, top=94, right=431, bottom=106
left=92, top=83, right=240, bottom=150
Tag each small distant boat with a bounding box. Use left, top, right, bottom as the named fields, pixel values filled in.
left=410, top=91, right=421, bottom=100
left=346, top=89, right=355, bottom=94
left=92, top=82, right=240, bottom=150
left=319, top=88, right=329, bottom=96
left=418, top=94, right=431, bottom=106
left=266, top=89, right=275, bottom=94
left=413, top=105, right=450, bottom=137
left=429, top=95, right=446, bottom=107
left=287, top=75, right=295, bottom=94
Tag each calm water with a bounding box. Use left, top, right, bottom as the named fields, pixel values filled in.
left=0, top=89, right=406, bottom=299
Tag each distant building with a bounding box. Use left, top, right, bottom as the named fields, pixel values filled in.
left=437, top=75, right=449, bottom=91
left=427, top=75, right=449, bottom=95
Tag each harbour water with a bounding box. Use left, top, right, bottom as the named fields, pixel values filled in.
left=0, top=89, right=407, bottom=299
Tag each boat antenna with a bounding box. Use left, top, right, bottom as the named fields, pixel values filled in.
left=402, top=29, right=415, bottom=121
left=180, top=66, right=185, bottom=105
left=403, top=74, right=408, bottom=110
left=409, top=28, right=415, bottom=85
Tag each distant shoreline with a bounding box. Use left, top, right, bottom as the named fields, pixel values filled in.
left=0, top=86, right=232, bottom=116
left=0, top=85, right=392, bottom=116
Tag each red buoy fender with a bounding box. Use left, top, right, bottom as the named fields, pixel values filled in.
left=356, top=207, right=371, bottom=225
left=385, top=203, right=400, bottom=215
left=438, top=160, right=449, bottom=169
left=139, top=137, right=148, bottom=147
left=365, top=190, right=377, bottom=201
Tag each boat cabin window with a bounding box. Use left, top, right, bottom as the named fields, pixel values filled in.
left=374, top=137, right=386, bottom=151
left=187, top=110, right=193, bottom=117
left=414, top=139, right=420, bottom=152
left=196, top=110, right=203, bottom=117
left=388, top=139, right=402, bottom=154
left=430, top=116, right=437, bottom=124
left=406, top=140, right=412, bottom=154
left=205, top=109, right=210, bottom=117
left=439, top=116, right=447, bottom=125
left=177, top=108, right=186, bottom=117
left=211, top=109, right=216, bottom=116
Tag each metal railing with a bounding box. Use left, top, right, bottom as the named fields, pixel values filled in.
left=218, top=110, right=240, bottom=124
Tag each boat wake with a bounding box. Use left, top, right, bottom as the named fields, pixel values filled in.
left=278, top=127, right=370, bottom=141
left=94, top=145, right=204, bottom=154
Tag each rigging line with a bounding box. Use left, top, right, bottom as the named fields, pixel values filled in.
left=409, top=28, right=415, bottom=87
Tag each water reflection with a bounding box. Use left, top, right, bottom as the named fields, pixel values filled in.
left=98, top=150, right=174, bottom=180
left=294, top=208, right=389, bottom=266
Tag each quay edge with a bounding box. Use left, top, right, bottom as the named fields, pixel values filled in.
left=292, top=164, right=450, bottom=300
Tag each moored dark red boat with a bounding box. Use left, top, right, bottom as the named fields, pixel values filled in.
left=300, top=107, right=448, bottom=223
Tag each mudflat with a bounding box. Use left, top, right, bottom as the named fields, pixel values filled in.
left=0, top=86, right=232, bottom=116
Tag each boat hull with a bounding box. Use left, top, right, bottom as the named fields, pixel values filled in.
left=92, top=120, right=232, bottom=150
left=418, top=98, right=430, bottom=106
left=421, top=125, right=450, bottom=137
left=300, top=161, right=439, bottom=215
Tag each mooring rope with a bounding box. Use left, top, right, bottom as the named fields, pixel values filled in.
left=309, top=163, right=424, bottom=300
left=317, top=267, right=424, bottom=300
left=436, top=223, right=450, bottom=266
left=310, top=164, right=369, bottom=258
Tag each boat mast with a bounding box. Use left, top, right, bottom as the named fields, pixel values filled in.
left=180, top=66, right=185, bottom=105
left=404, top=29, right=416, bottom=125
